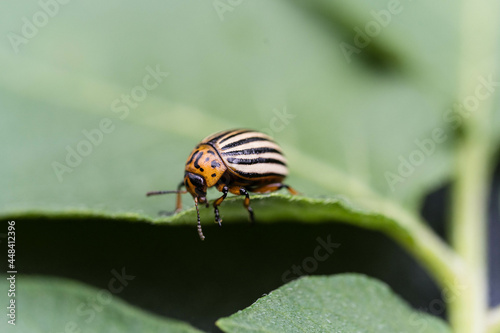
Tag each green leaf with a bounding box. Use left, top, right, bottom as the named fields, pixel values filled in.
left=0, top=275, right=204, bottom=333
left=0, top=0, right=468, bottom=315
left=1, top=0, right=498, bottom=330
left=1, top=193, right=459, bottom=290
left=0, top=0, right=465, bottom=219
left=0, top=1, right=464, bottom=274
left=216, top=274, right=451, bottom=333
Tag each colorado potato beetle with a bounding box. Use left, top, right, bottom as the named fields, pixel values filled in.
left=147, top=129, right=297, bottom=240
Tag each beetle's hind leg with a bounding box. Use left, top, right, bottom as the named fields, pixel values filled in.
left=280, top=184, right=298, bottom=195
left=251, top=183, right=298, bottom=195
left=213, top=186, right=228, bottom=226
left=239, top=187, right=255, bottom=224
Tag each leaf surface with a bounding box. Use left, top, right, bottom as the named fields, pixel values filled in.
left=0, top=275, right=204, bottom=333
left=217, top=274, right=451, bottom=333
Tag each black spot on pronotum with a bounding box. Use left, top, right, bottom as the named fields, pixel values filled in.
left=186, top=150, right=199, bottom=165
left=211, top=160, right=221, bottom=168
left=205, top=157, right=210, bottom=162
left=194, top=151, right=204, bottom=169
left=206, top=150, right=216, bottom=155
left=211, top=173, right=216, bottom=177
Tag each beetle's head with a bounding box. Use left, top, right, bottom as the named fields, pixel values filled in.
left=184, top=172, right=207, bottom=203
left=184, top=144, right=227, bottom=187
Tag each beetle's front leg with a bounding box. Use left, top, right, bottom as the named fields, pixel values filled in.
left=213, top=185, right=228, bottom=226
left=157, top=181, right=185, bottom=216
left=175, top=181, right=185, bottom=213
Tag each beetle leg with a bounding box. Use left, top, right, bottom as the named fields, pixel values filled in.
left=175, top=181, right=185, bottom=213
left=251, top=183, right=298, bottom=195
left=281, top=184, right=298, bottom=195
left=239, top=187, right=254, bottom=224
left=213, top=186, right=228, bottom=226
left=155, top=181, right=186, bottom=216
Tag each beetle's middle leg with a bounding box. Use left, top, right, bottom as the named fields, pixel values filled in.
left=238, top=187, right=254, bottom=224
left=213, top=185, right=228, bottom=226
left=225, top=186, right=255, bottom=223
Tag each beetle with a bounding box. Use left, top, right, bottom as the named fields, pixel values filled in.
left=147, top=129, right=297, bottom=240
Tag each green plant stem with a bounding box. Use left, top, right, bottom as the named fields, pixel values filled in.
left=449, top=124, right=490, bottom=333
left=488, top=306, right=500, bottom=333
left=371, top=199, right=464, bottom=291
left=448, top=0, right=499, bottom=331
left=284, top=147, right=468, bottom=301
left=285, top=148, right=464, bottom=290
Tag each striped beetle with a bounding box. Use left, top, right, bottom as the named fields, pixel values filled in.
left=147, top=129, right=297, bottom=240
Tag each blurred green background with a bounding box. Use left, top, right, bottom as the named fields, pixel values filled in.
left=0, top=0, right=499, bottom=332
left=0, top=0, right=468, bottom=215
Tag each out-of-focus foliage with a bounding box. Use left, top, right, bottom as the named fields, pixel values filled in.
left=1, top=0, right=498, bottom=332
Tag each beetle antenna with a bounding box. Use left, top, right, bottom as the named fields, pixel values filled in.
left=146, top=190, right=187, bottom=196
left=194, top=197, right=205, bottom=241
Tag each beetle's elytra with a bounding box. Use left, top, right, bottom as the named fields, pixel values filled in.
left=147, top=129, right=297, bottom=240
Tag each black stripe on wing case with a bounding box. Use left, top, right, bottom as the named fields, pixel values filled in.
left=226, top=157, right=286, bottom=166
left=221, top=147, right=282, bottom=156
left=185, top=149, right=199, bottom=165
left=232, top=170, right=286, bottom=179
left=220, top=137, right=270, bottom=150
left=218, top=130, right=253, bottom=144
left=206, top=130, right=234, bottom=144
